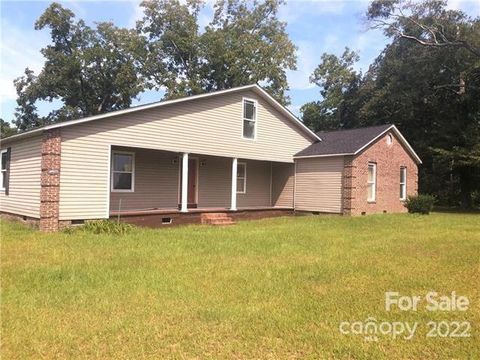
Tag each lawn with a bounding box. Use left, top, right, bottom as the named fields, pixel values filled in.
left=1, top=213, right=479, bottom=359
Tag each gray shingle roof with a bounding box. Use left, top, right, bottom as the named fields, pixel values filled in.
left=295, top=124, right=393, bottom=157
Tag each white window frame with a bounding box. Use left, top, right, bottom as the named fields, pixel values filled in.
left=111, top=150, right=135, bottom=192
left=367, top=162, right=376, bottom=202
left=237, top=162, right=247, bottom=194
left=0, top=149, right=7, bottom=191
left=400, top=167, right=407, bottom=200
left=242, top=98, right=257, bottom=140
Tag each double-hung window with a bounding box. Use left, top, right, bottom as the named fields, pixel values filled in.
left=112, top=151, right=135, bottom=192
left=237, top=162, right=246, bottom=194
left=367, top=163, right=376, bottom=202
left=0, top=149, right=8, bottom=191
left=0, top=149, right=7, bottom=191
left=400, top=167, right=407, bottom=200
left=243, top=99, right=257, bottom=139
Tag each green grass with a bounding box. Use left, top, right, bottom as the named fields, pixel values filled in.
left=1, top=213, right=479, bottom=359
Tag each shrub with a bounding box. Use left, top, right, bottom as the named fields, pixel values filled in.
left=405, top=195, right=435, bottom=214
left=472, top=190, right=480, bottom=209
left=64, top=220, right=135, bottom=235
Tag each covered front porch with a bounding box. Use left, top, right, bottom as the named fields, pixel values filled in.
left=109, top=146, right=294, bottom=219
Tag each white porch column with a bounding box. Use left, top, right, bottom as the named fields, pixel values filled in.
left=181, top=152, right=189, bottom=213
left=231, top=157, right=238, bottom=211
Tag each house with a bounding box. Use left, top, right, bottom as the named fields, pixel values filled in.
left=0, top=84, right=421, bottom=231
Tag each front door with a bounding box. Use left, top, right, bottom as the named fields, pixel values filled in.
left=187, top=158, right=198, bottom=207
left=179, top=157, right=198, bottom=209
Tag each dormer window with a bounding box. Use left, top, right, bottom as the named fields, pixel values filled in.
left=243, top=99, right=257, bottom=139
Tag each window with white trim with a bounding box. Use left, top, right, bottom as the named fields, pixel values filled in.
left=400, top=167, right=407, bottom=200
left=243, top=99, right=256, bottom=139
left=237, top=162, right=246, bottom=193
left=0, top=149, right=7, bottom=190
left=367, top=163, right=376, bottom=202
left=112, top=151, right=135, bottom=192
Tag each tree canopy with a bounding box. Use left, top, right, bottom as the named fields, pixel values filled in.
left=11, top=0, right=296, bottom=132
left=136, top=0, right=296, bottom=103
left=301, top=0, right=480, bottom=207
left=13, top=2, right=144, bottom=131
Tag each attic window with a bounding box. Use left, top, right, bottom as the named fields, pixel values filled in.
left=242, top=98, right=257, bottom=139
left=387, top=133, right=393, bottom=145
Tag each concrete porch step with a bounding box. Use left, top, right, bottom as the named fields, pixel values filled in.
left=201, top=213, right=235, bottom=225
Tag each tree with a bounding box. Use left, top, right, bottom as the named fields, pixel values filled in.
left=14, top=3, right=144, bottom=130
left=300, top=48, right=361, bottom=131
left=0, top=119, right=17, bottom=138
left=302, top=0, right=480, bottom=207
left=366, top=0, right=480, bottom=208
left=136, top=0, right=296, bottom=104
left=367, top=0, right=480, bottom=58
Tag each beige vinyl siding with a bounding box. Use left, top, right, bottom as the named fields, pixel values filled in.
left=197, top=156, right=231, bottom=208
left=237, top=160, right=271, bottom=208
left=110, top=148, right=178, bottom=211
left=272, top=163, right=294, bottom=208
left=295, top=157, right=344, bottom=213
left=0, top=135, right=42, bottom=218
left=60, top=90, right=311, bottom=220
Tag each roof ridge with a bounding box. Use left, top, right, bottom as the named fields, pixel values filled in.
left=316, top=124, right=392, bottom=136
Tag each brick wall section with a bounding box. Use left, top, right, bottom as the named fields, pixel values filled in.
left=40, top=129, right=61, bottom=231
left=343, top=132, right=418, bottom=215
left=342, top=156, right=356, bottom=215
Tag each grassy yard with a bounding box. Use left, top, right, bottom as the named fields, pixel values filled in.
left=1, top=213, right=479, bottom=359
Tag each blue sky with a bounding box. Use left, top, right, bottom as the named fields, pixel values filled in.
left=1, top=0, right=479, bottom=123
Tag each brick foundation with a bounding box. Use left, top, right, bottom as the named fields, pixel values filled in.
left=0, top=212, right=39, bottom=228
left=114, top=209, right=294, bottom=228
left=40, top=129, right=61, bottom=232
left=342, top=131, right=418, bottom=215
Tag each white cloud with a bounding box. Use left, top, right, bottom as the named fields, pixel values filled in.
left=446, top=0, right=480, bottom=13
left=128, top=0, right=143, bottom=28
left=0, top=19, right=48, bottom=102
left=286, top=40, right=320, bottom=90
left=59, top=0, right=87, bottom=18
left=350, top=29, right=388, bottom=72
left=287, top=103, right=302, bottom=116
left=286, top=33, right=348, bottom=91
left=280, top=0, right=347, bottom=24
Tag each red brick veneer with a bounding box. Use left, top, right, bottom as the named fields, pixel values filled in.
left=40, top=129, right=61, bottom=231
left=343, top=132, right=418, bottom=215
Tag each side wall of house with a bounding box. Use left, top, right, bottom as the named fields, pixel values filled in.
left=271, top=163, right=294, bottom=208
left=294, top=157, right=344, bottom=213
left=343, top=132, right=418, bottom=215
left=60, top=89, right=312, bottom=220
left=0, top=135, right=42, bottom=218
left=237, top=160, right=271, bottom=208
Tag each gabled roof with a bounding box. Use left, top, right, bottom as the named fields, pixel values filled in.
left=295, top=124, right=422, bottom=164
left=2, top=84, right=320, bottom=143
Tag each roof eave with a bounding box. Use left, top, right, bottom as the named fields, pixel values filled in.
left=294, top=153, right=353, bottom=159
left=2, top=84, right=321, bottom=144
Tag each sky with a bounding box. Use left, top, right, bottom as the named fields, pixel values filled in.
left=1, top=0, right=479, bottom=123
